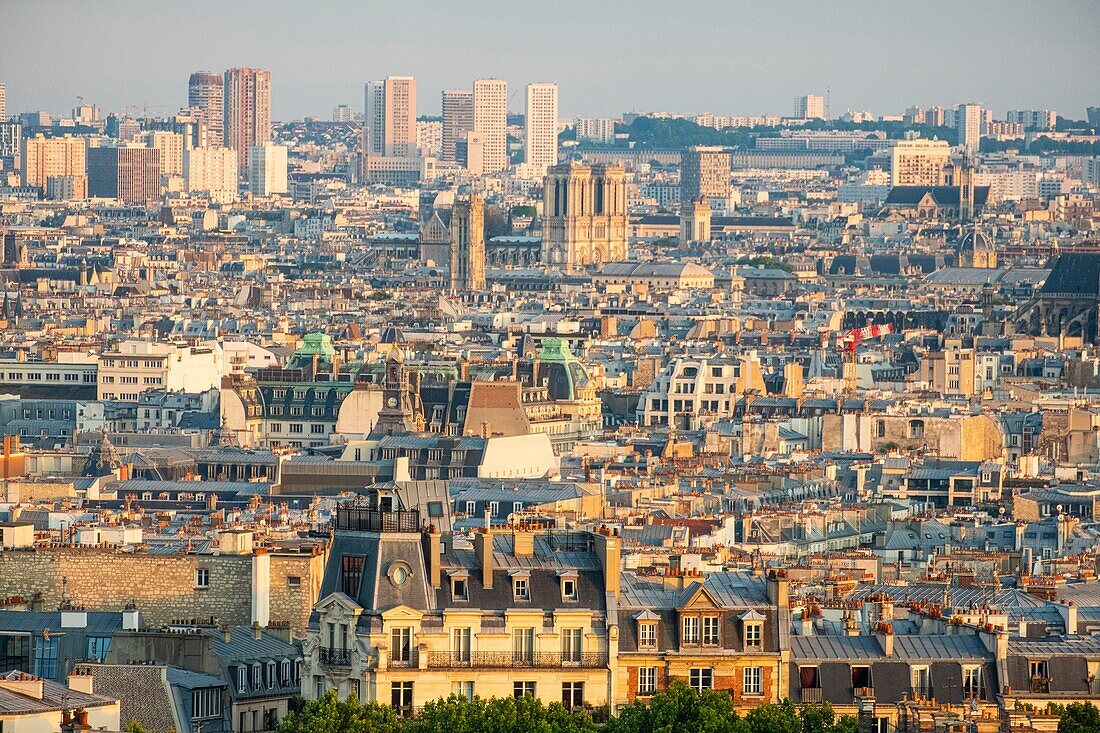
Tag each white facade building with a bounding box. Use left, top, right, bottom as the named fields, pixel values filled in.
left=97, top=341, right=222, bottom=402
left=473, top=78, right=508, bottom=173
left=574, top=117, right=615, bottom=144
left=794, top=94, right=825, bottom=120
left=248, top=142, right=288, bottom=197
left=183, top=146, right=238, bottom=203
left=524, top=82, right=558, bottom=177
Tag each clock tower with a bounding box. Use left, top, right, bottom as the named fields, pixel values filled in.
left=371, top=351, right=421, bottom=437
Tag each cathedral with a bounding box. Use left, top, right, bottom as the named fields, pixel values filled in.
left=542, top=161, right=628, bottom=272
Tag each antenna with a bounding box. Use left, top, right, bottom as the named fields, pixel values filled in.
left=825, top=87, right=831, bottom=121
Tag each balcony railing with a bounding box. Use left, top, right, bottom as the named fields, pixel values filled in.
left=908, top=685, right=933, bottom=699
left=800, top=687, right=822, bottom=703
left=426, top=651, right=608, bottom=669
left=854, top=686, right=875, bottom=698
left=389, top=651, right=418, bottom=668
left=319, top=647, right=351, bottom=666
left=335, top=507, right=421, bottom=533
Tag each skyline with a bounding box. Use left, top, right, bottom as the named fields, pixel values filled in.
left=2, top=0, right=1098, bottom=121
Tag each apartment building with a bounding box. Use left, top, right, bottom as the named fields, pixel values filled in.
left=97, top=340, right=221, bottom=402
left=638, top=356, right=766, bottom=428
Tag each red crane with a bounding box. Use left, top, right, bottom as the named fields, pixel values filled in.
left=839, top=324, right=895, bottom=393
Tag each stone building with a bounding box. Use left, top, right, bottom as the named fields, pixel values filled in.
left=449, top=193, right=486, bottom=292
left=542, top=162, right=628, bottom=272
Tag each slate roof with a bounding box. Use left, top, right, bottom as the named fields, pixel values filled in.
left=884, top=185, right=990, bottom=207
left=1041, top=253, right=1100, bottom=296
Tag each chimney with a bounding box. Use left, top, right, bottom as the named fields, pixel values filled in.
left=422, top=526, right=442, bottom=589
left=252, top=621, right=263, bottom=640
left=121, top=603, right=140, bottom=631
left=875, top=624, right=894, bottom=656
left=512, top=526, right=534, bottom=557
left=766, top=570, right=789, bottom=607
left=595, top=528, right=621, bottom=598
left=221, top=625, right=231, bottom=643
left=68, top=670, right=94, bottom=695
left=474, top=529, right=493, bottom=590
left=1056, top=600, right=1078, bottom=635
left=799, top=611, right=814, bottom=636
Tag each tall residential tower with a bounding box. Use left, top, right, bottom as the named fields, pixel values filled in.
left=224, top=68, right=271, bottom=168
left=473, top=78, right=508, bottom=173
left=187, top=71, right=224, bottom=148
left=524, top=82, right=558, bottom=177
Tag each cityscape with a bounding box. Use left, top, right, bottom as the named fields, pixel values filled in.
left=2, top=2, right=1100, bottom=732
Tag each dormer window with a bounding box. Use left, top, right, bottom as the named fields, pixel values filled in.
left=701, top=616, right=720, bottom=646
left=562, top=578, right=577, bottom=601
left=682, top=616, right=700, bottom=645
left=452, top=576, right=469, bottom=602
left=740, top=609, right=766, bottom=649
left=237, top=666, right=246, bottom=693
left=640, top=623, right=657, bottom=648
left=513, top=576, right=530, bottom=601
left=267, top=661, right=276, bottom=689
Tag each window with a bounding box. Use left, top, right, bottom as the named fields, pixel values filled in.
left=514, top=681, right=536, bottom=698
left=342, top=556, right=364, bottom=597
left=489, top=501, right=499, bottom=516
left=251, top=663, right=262, bottom=690
left=289, top=423, right=303, bottom=433
left=963, top=666, right=983, bottom=698
left=311, top=424, right=325, bottom=434
left=743, top=666, right=762, bottom=695
left=192, top=688, right=223, bottom=719
left=33, top=637, right=57, bottom=679
left=267, top=661, right=276, bottom=688
left=908, top=420, right=925, bottom=439
left=195, top=568, right=210, bottom=589
left=513, top=628, right=534, bottom=663
left=799, top=666, right=820, bottom=691
left=391, top=681, right=414, bottom=715
left=449, top=680, right=475, bottom=700
left=562, top=577, right=577, bottom=601
left=451, top=577, right=469, bottom=601
left=86, top=637, right=111, bottom=662
left=391, top=627, right=413, bottom=663
left=701, top=616, right=719, bottom=645
left=280, top=660, right=291, bottom=685
left=744, top=622, right=762, bottom=648
left=315, top=676, right=325, bottom=699
left=562, top=681, right=584, bottom=710
left=682, top=616, right=700, bottom=645
left=237, top=667, right=247, bottom=693
left=638, top=666, right=658, bottom=696
left=561, top=628, right=583, bottom=662
left=852, top=665, right=872, bottom=694
left=639, top=622, right=657, bottom=649
left=287, top=576, right=301, bottom=588
left=689, top=667, right=713, bottom=693
left=513, top=576, right=530, bottom=601
left=911, top=666, right=930, bottom=697
left=452, top=627, right=472, bottom=662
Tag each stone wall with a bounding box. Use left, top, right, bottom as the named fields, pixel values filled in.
left=0, top=546, right=325, bottom=632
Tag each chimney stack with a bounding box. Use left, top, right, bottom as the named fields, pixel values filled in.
left=67, top=669, right=94, bottom=695
left=422, top=526, right=442, bottom=589
left=474, top=528, right=494, bottom=590
left=595, top=528, right=621, bottom=598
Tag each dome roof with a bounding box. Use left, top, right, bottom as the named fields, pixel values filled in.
left=957, top=224, right=993, bottom=254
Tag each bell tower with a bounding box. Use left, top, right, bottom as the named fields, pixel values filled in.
left=371, top=352, right=419, bottom=437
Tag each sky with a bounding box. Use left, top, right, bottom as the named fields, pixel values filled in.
left=2, top=0, right=1098, bottom=122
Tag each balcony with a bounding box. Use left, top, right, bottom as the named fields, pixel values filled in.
left=389, top=651, right=418, bottom=668
left=800, top=687, right=822, bottom=703
left=854, top=686, right=875, bottom=698
left=1030, top=677, right=1051, bottom=694
left=426, top=651, right=608, bottom=669
left=335, top=506, right=421, bottom=533
left=319, top=647, right=351, bottom=666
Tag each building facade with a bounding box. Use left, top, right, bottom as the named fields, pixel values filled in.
left=188, top=71, right=224, bottom=148
left=542, top=162, right=628, bottom=272
left=473, top=78, right=508, bottom=173
left=524, top=83, right=558, bottom=177
left=449, top=193, right=486, bottom=292
left=441, top=89, right=474, bottom=164
left=224, top=68, right=271, bottom=169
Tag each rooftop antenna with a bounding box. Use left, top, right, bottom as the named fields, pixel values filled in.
left=825, top=87, right=831, bottom=121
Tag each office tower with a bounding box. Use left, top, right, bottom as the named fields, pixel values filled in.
left=543, top=162, right=628, bottom=272
left=21, top=134, right=86, bottom=189
left=332, top=104, right=355, bottom=123
left=0, top=84, right=5, bottom=121
left=903, top=106, right=926, bottom=125
left=956, top=103, right=983, bottom=152
left=188, top=71, right=224, bottom=149
left=224, top=68, right=271, bottom=168
left=1088, top=107, right=1100, bottom=128
left=0, top=121, right=20, bottom=169
left=473, top=78, right=508, bottom=173
left=363, top=77, right=416, bottom=157
left=449, top=193, right=486, bottom=291
left=890, top=138, right=951, bottom=186
left=441, top=89, right=474, bottom=163
left=140, top=130, right=184, bottom=177
left=795, top=94, right=825, bottom=120
left=248, top=142, right=288, bottom=196
left=524, top=82, right=558, bottom=176
left=681, top=146, right=731, bottom=204
left=168, top=109, right=208, bottom=149
left=87, top=145, right=161, bottom=203
left=72, top=104, right=99, bottom=125
left=416, top=120, right=442, bottom=159
left=1006, top=109, right=1057, bottom=131
left=184, top=146, right=238, bottom=203
left=574, top=117, right=615, bottom=144
left=926, top=106, right=946, bottom=127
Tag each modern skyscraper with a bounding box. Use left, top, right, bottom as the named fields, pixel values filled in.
left=248, top=142, right=288, bottom=197
left=890, top=139, right=951, bottom=186
left=0, top=83, right=6, bottom=121
left=187, top=71, right=224, bottom=149
left=363, top=77, right=417, bottom=158
left=680, top=146, right=731, bottom=205
left=543, top=162, right=628, bottom=272
left=956, top=103, right=983, bottom=152
left=449, top=193, right=486, bottom=291
left=139, top=130, right=185, bottom=177
left=21, top=134, right=86, bottom=189
left=184, top=146, right=238, bottom=203
left=441, top=89, right=474, bottom=163
left=0, top=121, right=20, bottom=168
left=224, top=68, right=271, bottom=168
left=794, top=94, right=825, bottom=120
left=473, top=78, right=508, bottom=173
left=524, top=82, right=558, bottom=176
left=87, top=145, right=162, bottom=204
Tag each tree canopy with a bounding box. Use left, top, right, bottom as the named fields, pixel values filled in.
left=1055, top=702, right=1100, bottom=733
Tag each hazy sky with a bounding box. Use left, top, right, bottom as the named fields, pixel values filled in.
left=3, top=0, right=1097, bottom=121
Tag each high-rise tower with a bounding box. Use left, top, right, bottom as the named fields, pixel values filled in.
left=524, top=82, right=558, bottom=176
left=187, top=71, right=223, bottom=148
left=441, top=89, right=474, bottom=164
left=473, top=79, right=507, bottom=173
left=224, top=68, right=271, bottom=168
left=363, top=77, right=417, bottom=158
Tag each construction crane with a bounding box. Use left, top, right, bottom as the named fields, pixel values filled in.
left=839, top=324, right=895, bottom=394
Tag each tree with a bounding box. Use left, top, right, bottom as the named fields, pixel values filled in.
left=607, top=680, right=748, bottom=733
left=404, top=693, right=597, bottom=733
left=1057, top=702, right=1100, bottom=733
left=276, top=691, right=401, bottom=733
left=746, top=699, right=801, bottom=733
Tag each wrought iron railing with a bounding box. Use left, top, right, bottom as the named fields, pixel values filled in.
left=319, top=647, right=351, bottom=666
left=800, top=687, right=822, bottom=703
left=335, top=507, right=420, bottom=533
left=389, top=650, right=418, bottom=668
left=426, top=651, right=607, bottom=669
